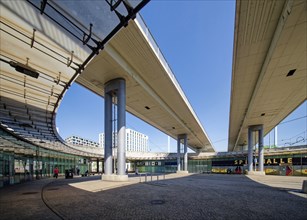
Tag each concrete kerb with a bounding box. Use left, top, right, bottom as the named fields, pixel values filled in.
left=176, top=170, right=189, bottom=175
left=247, top=171, right=266, bottom=176
left=102, top=174, right=129, bottom=182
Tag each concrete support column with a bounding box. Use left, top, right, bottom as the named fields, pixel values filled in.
left=177, top=136, right=181, bottom=172
left=258, top=125, right=264, bottom=172
left=103, top=78, right=128, bottom=181
left=97, top=159, right=99, bottom=173
left=117, top=79, right=126, bottom=176
left=183, top=134, right=188, bottom=171
left=29, top=157, right=34, bottom=180
left=274, top=126, right=278, bottom=147
left=247, top=125, right=265, bottom=175
left=177, top=134, right=188, bottom=174
left=248, top=126, right=253, bottom=172
left=9, top=154, right=14, bottom=184
left=104, top=91, right=113, bottom=175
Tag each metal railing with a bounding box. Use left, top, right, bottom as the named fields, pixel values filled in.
left=138, top=172, right=165, bottom=183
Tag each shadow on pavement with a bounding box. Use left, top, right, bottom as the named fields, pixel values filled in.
left=1, top=174, right=307, bottom=220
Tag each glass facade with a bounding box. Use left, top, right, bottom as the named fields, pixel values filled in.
left=0, top=128, right=89, bottom=188
left=133, top=153, right=307, bottom=176
left=1, top=124, right=306, bottom=189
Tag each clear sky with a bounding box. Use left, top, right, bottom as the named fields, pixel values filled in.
left=56, top=1, right=307, bottom=152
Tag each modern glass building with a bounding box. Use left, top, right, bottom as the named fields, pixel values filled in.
left=1, top=123, right=306, bottom=188
left=0, top=127, right=90, bottom=188
left=133, top=146, right=307, bottom=176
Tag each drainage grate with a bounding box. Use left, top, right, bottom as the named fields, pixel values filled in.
left=151, top=200, right=165, bottom=205
left=22, top=192, right=38, bottom=195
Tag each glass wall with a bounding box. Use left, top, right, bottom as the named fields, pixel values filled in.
left=0, top=129, right=91, bottom=188
left=134, top=160, right=166, bottom=173
left=0, top=149, right=90, bottom=187
left=131, top=153, right=307, bottom=176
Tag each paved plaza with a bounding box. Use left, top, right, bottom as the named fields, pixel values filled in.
left=0, top=174, right=306, bottom=220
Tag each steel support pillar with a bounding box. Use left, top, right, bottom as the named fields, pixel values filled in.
left=177, top=134, right=188, bottom=174
left=258, top=125, right=264, bottom=172
left=97, top=158, right=99, bottom=173
left=183, top=135, right=188, bottom=171
left=177, top=136, right=181, bottom=172
left=103, top=78, right=128, bottom=181
left=104, top=90, right=113, bottom=175
left=247, top=125, right=265, bottom=175
left=117, top=79, right=126, bottom=176
left=274, top=126, right=278, bottom=147
left=248, top=127, right=253, bottom=172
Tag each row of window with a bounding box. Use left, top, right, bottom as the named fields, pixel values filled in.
left=98, top=130, right=149, bottom=152
left=65, top=136, right=99, bottom=147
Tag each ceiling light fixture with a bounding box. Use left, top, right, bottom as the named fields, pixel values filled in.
left=0, top=58, right=39, bottom=78
left=9, top=61, right=39, bottom=78
left=286, top=69, right=296, bottom=77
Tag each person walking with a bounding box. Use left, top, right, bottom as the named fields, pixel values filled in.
left=53, top=167, right=59, bottom=179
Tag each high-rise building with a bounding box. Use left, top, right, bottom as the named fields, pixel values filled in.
left=65, top=135, right=99, bottom=148
left=99, top=133, right=105, bottom=148
left=126, top=128, right=149, bottom=152
left=99, top=128, right=149, bottom=152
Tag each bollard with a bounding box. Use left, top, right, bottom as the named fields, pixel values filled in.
left=151, top=173, right=152, bottom=182
left=145, top=173, right=147, bottom=182
left=303, top=180, right=307, bottom=194
left=157, top=175, right=159, bottom=181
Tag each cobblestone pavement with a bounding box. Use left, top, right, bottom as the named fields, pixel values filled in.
left=1, top=174, right=306, bottom=220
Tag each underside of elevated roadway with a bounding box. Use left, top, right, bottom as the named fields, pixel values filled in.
left=77, top=17, right=214, bottom=153
left=228, top=0, right=306, bottom=151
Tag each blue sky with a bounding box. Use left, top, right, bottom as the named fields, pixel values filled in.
left=56, top=1, right=306, bottom=152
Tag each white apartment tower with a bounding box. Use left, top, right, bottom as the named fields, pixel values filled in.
left=126, top=128, right=149, bottom=152
left=99, top=133, right=105, bottom=148
left=65, top=135, right=99, bottom=148
left=99, top=128, right=149, bottom=152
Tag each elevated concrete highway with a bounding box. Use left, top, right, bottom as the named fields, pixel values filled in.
left=229, top=0, right=306, bottom=152
left=77, top=15, right=214, bottom=153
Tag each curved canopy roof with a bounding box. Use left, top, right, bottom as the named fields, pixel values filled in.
left=1, top=0, right=214, bottom=154
left=228, top=0, right=306, bottom=151
left=0, top=0, right=149, bottom=156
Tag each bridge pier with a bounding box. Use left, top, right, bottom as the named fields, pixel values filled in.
left=102, top=78, right=128, bottom=181
left=247, top=125, right=265, bottom=175
left=177, top=134, right=188, bottom=174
